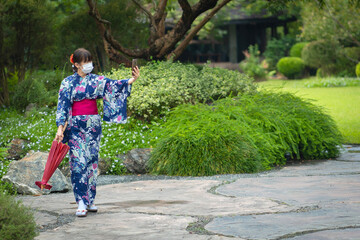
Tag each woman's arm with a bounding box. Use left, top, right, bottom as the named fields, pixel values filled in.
left=55, top=78, right=72, bottom=142
left=129, top=66, right=140, bottom=84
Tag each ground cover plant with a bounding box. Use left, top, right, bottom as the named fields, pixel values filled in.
left=148, top=91, right=342, bottom=176
left=0, top=107, right=156, bottom=175
left=257, top=78, right=360, bottom=144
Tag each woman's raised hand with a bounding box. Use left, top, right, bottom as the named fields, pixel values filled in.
left=130, top=66, right=140, bottom=84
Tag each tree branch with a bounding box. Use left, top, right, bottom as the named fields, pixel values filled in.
left=87, top=0, right=111, bottom=26
left=131, top=0, right=156, bottom=27
left=154, top=0, right=168, bottom=22
left=178, top=0, right=192, bottom=16
left=321, top=0, right=360, bottom=47
left=104, top=31, right=148, bottom=58
left=87, top=0, right=148, bottom=61
left=191, top=0, right=218, bottom=18
left=168, top=0, right=232, bottom=60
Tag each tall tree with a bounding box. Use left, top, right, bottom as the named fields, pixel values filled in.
left=0, top=0, right=56, bottom=106
left=0, top=4, right=9, bottom=106
left=86, top=0, right=232, bottom=64
left=301, top=0, right=360, bottom=47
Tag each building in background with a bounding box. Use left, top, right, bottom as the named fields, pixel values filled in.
left=177, top=7, right=296, bottom=65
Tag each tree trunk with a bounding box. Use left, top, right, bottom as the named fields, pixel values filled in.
left=0, top=14, right=9, bottom=106
left=86, top=0, right=231, bottom=63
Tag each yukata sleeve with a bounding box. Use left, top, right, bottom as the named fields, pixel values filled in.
left=56, top=78, right=72, bottom=127
left=101, top=77, right=132, bottom=123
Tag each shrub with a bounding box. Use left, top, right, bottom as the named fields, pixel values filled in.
left=264, top=35, right=297, bottom=70
left=0, top=192, right=38, bottom=240
left=277, top=57, right=305, bottom=79
left=290, top=42, right=309, bottom=58
left=0, top=147, right=17, bottom=195
left=239, top=44, right=267, bottom=80
left=336, top=47, right=360, bottom=77
left=148, top=92, right=342, bottom=176
left=106, top=61, right=256, bottom=121
left=302, top=40, right=338, bottom=74
left=304, top=77, right=360, bottom=88
left=11, top=77, right=54, bottom=111
left=10, top=69, right=65, bottom=110
left=357, top=62, right=360, bottom=77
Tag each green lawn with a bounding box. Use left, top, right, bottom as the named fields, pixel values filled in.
left=256, top=78, right=360, bottom=144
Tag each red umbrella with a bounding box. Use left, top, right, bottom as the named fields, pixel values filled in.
left=35, top=123, right=70, bottom=190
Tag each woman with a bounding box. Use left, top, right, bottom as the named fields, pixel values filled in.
left=55, top=48, right=140, bottom=217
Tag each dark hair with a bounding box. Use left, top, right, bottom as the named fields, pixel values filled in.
left=72, top=48, right=92, bottom=72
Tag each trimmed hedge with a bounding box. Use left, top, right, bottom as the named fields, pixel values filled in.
left=106, top=61, right=256, bottom=121
left=277, top=57, right=305, bottom=79
left=357, top=62, right=360, bottom=77
left=290, top=42, right=309, bottom=58
left=148, top=91, right=342, bottom=176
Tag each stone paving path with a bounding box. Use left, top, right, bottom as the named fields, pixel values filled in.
left=18, top=145, right=360, bottom=240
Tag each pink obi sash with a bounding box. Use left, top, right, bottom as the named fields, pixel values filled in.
left=72, top=99, right=98, bottom=116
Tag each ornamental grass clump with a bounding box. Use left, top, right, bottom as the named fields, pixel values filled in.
left=0, top=192, right=38, bottom=240
left=148, top=104, right=262, bottom=176
left=148, top=91, right=342, bottom=176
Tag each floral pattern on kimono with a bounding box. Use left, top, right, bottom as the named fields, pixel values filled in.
left=56, top=72, right=131, bottom=206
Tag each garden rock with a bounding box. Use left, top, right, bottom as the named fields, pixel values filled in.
left=98, top=157, right=112, bottom=175
left=59, top=157, right=111, bottom=177
left=6, top=138, right=30, bottom=160
left=124, top=148, right=152, bottom=174
left=2, top=151, right=71, bottom=195
left=25, top=103, right=36, bottom=117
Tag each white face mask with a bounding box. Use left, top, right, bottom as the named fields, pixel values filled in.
left=81, top=62, right=94, bottom=74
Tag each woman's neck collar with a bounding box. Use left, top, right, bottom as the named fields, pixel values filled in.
left=77, top=71, right=87, bottom=78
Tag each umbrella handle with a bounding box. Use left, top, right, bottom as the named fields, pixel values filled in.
left=63, top=121, right=68, bottom=133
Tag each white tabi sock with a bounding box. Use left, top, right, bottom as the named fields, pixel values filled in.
left=78, top=200, right=87, bottom=211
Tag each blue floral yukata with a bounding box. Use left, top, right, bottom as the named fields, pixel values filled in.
left=56, top=72, right=131, bottom=206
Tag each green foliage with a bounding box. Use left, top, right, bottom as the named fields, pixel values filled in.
left=0, top=108, right=58, bottom=153
left=0, top=107, right=155, bottom=175
left=316, top=68, right=326, bottom=78
left=290, top=42, right=309, bottom=58
left=11, top=77, right=47, bottom=110
left=106, top=61, right=256, bottom=121
left=277, top=57, right=305, bottom=79
left=357, top=62, right=360, bottom=77
left=239, top=45, right=267, bottom=80
left=1, top=0, right=57, bottom=78
left=148, top=92, right=342, bottom=176
left=304, top=77, right=360, bottom=88
left=10, top=69, right=66, bottom=110
left=336, top=47, right=360, bottom=77
left=57, top=0, right=149, bottom=72
left=100, top=117, right=156, bottom=175
left=0, top=147, right=17, bottom=195
left=301, top=0, right=360, bottom=47
left=264, top=35, right=297, bottom=70
left=0, top=192, right=38, bottom=240
left=302, top=40, right=338, bottom=74
left=148, top=103, right=263, bottom=176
